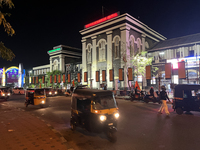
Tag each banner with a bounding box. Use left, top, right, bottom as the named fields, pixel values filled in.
left=36, top=76, right=38, bottom=84
left=102, top=70, right=106, bottom=82
left=119, top=68, right=124, bottom=81
left=77, top=72, right=81, bottom=83
left=96, top=71, right=100, bottom=82
left=109, top=69, right=114, bottom=82
left=54, top=75, right=57, bottom=83
left=128, top=68, right=133, bottom=81
left=165, top=63, right=172, bottom=79
left=33, top=77, right=35, bottom=84
left=146, top=65, right=151, bottom=80
left=68, top=74, right=71, bottom=83
left=84, top=72, right=87, bottom=82
left=63, top=74, right=65, bottom=83
left=178, top=61, right=186, bottom=79
left=58, top=75, right=61, bottom=83
left=42, top=76, right=45, bottom=83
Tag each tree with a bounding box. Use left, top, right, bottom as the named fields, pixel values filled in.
left=46, top=70, right=62, bottom=88
left=0, top=0, right=15, bottom=61
left=121, top=41, right=158, bottom=90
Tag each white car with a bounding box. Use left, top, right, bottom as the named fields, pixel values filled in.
left=13, top=87, right=25, bottom=95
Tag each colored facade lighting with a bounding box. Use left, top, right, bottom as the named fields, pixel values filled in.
left=48, top=48, right=61, bottom=53
left=85, top=12, right=118, bottom=28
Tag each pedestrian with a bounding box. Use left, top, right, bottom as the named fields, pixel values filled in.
left=158, top=85, right=171, bottom=115
left=149, top=87, right=154, bottom=98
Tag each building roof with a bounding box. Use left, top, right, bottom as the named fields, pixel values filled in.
left=148, top=33, right=200, bottom=52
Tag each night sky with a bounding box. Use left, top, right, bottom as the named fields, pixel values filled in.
left=1, top=0, right=200, bottom=71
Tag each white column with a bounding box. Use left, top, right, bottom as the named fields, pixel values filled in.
left=92, top=36, right=97, bottom=88
left=50, top=57, right=52, bottom=72
left=82, top=39, right=87, bottom=84
left=106, top=31, right=113, bottom=90
left=59, top=55, right=65, bottom=72
left=120, top=26, right=130, bottom=89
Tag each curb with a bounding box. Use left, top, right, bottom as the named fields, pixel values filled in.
left=6, top=104, right=74, bottom=150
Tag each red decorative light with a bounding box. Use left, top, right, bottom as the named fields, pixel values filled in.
left=85, top=13, right=118, bottom=28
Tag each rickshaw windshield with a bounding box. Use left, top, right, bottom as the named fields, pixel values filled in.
left=35, top=90, right=45, bottom=96
left=93, top=95, right=116, bottom=110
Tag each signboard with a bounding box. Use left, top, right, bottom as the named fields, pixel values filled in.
left=68, top=74, right=71, bottom=83
left=102, top=70, right=106, bottom=82
left=77, top=72, right=81, bottom=83
left=63, top=74, right=66, bottom=83
left=146, top=65, right=151, bottom=80
left=85, top=12, right=119, bottom=28
left=128, top=68, right=133, bottom=81
left=119, top=68, right=124, bottom=81
left=42, top=76, right=45, bottom=83
left=165, top=63, right=172, bottom=79
left=178, top=62, right=186, bottom=79
left=54, top=75, right=57, bottom=83
left=84, top=72, right=87, bottom=82
left=58, top=75, right=61, bottom=83
left=96, top=71, right=100, bottom=82
left=109, top=69, right=114, bottom=82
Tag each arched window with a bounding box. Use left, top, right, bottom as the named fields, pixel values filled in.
left=137, top=38, right=141, bottom=53
left=87, top=45, right=92, bottom=64
left=99, top=41, right=106, bottom=61
left=114, top=37, right=119, bottom=58
left=53, top=59, right=58, bottom=71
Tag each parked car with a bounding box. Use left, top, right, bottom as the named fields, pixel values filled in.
left=42, top=88, right=57, bottom=97
left=13, top=87, right=25, bottom=95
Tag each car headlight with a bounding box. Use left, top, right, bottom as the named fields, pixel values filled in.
left=114, top=113, right=119, bottom=119
left=7, top=93, right=10, bottom=96
left=49, top=92, right=52, bottom=94
left=2, top=93, right=5, bottom=96
left=55, top=91, right=57, bottom=94
left=100, top=115, right=107, bottom=121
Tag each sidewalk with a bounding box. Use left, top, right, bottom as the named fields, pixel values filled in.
left=0, top=103, right=69, bottom=150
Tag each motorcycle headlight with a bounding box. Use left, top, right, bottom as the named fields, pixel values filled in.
left=100, top=115, right=107, bottom=121
left=114, top=113, right=119, bottom=119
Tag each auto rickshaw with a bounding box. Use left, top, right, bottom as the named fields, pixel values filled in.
left=25, top=88, right=46, bottom=107
left=70, top=86, right=119, bottom=142
left=0, top=87, right=10, bottom=100
left=173, top=84, right=200, bottom=115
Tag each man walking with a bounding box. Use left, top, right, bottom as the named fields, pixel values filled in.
left=158, top=85, right=171, bottom=115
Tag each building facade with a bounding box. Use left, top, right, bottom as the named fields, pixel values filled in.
left=32, top=45, right=82, bottom=86
left=80, top=13, right=166, bottom=90
left=147, top=33, right=200, bottom=91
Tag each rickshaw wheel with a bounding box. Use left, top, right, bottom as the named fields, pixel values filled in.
left=107, top=131, right=117, bottom=143
left=176, top=107, right=183, bottom=115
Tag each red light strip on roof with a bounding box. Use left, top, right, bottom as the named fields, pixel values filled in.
left=85, top=12, right=118, bottom=28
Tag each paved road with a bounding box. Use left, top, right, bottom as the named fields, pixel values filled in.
left=3, top=95, right=200, bottom=150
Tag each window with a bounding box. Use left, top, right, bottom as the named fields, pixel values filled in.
left=189, top=50, right=194, bottom=56
left=129, top=39, right=134, bottom=57
left=99, top=41, right=106, bottom=61
left=114, top=37, right=119, bottom=58
left=87, top=45, right=92, bottom=64
left=53, top=59, right=58, bottom=71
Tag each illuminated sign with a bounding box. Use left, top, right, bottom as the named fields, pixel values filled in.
left=48, top=48, right=61, bottom=53
left=85, top=12, right=119, bottom=28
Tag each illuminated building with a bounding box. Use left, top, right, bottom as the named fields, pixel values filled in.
left=147, top=33, right=200, bottom=90
left=80, top=12, right=166, bottom=90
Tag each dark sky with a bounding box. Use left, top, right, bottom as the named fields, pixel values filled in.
left=1, top=0, right=200, bottom=71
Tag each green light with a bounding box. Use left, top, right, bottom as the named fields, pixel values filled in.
left=48, top=48, right=61, bottom=53
left=12, top=75, right=14, bottom=77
